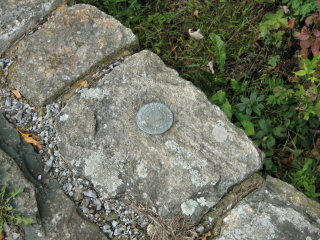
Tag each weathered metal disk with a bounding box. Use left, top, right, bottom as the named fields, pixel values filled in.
left=136, top=102, right=173, bottom=135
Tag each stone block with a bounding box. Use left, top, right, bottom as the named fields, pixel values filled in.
left=216, top=176, right=320, bottom=240
left=55, top=50, right=263, bottom=223
left=7, top=4, right=138, bottom=106
left=0, top=0, right=64, bottom=55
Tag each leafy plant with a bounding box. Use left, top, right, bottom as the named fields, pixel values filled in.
left=259, top=10, right=288, bottom=36
left=0, top=180, right=34, bottom=234
left=209, top=90, right=232, bottom=120
left=294, top=54, right=320, bottom=120
left=289, top=158, right=320, bottom=199
left=281, top=0, right=318, bottom=20
left=237, top=92, right=265, bottom=116
left=295, top=2, right=320, bottom=57
left=267, top=55, right=280, bottom=68
left=259, top=9, right=289, bottom=47
left=209, top=33, right=226, bottom=74
left=254, top=119, right=286, bottom=150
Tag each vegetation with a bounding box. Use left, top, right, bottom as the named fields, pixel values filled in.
left=0, top=180, right=34, bottom=236
left=77, top=0, right=320, bottom=201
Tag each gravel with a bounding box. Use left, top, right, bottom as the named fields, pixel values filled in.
left=0, top=59, right=150, bottom=239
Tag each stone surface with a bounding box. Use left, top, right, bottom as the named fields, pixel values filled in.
left=0, top=114, right=109, bottom=240
left=216, top=176, right=320, bottom=240
left=55, top=50, right=263, bottom=223
left=7, top=4, right=138, bottom=106
left=0, top=0, right=64, bottom=55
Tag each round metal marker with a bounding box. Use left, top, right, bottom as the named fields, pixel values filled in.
left=136, top=102, right=173, bottom=135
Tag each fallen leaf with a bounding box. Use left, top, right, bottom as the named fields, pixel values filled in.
left=188, top=29, right=204, bottom=40
left=11, top=89, right=21, bottom=99
left=0, top=232, right=4, bottom=240
left=273, top=88, right=281, bottom=93
left=18, top=128, right=43, bottom=149
left=202, top=231, right=212, bottom=240
left=193, top=10, right=199, bottom=17
left=281, top=5, right=290, bottom=14
left=207, top=61, right=215, bottom=74
left=300, top=48, right=308, bottom=58
left=288, top=18, right=295, bottom=29
left=79, top=80, right=89, bottom=88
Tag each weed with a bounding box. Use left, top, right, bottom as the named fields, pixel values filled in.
left=281, top=0, right=318, bottom=20
left=0, top=180, right=34, bottom=234
left=259, top=9, right=288, bottom=47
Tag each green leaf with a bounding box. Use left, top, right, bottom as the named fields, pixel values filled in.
left=0, top=218, right=3, bottom=232
left=241, top=96, right=250, bottom=104
left=273, top=125, right=286, bottom=137
left=264, top=158, right=273, bottom=171
left=209, top=33, right=226, bottom=73
left=294, top=70, right=307, bottom=76
left=252, top=106, right=261, bottom=116
left=210, top=90, right=226, bottom=104
left=240, top=120, right=255, bottom=136
left=230, top=78, right=240, bottom=91
left=9, top=187, right=24, bottom=198
left=315, top=99, right=320, bottom=118
left=246, top=107, right=252, bottom=116
left=268, top=55, right=280, bottom=68
left=266, top=136, right=276, bottom=148
left=15, top=215, right=35, bottom=226
left=222, top=102, right=233, bottom=120
left=250, top=92, right=257, bottom=102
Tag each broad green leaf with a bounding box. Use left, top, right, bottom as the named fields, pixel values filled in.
left=252, top=106, right=261, bottom=116
left=266, top=136, right=276, bottom=148
left=209, top=33, right=226, bottom=73
left=246, top=107, right=252, bottom=116
left=240, top=120, right=255, bottom=136
left=273, top=126, right=286, bottom=137
left=222, top=102, right=232, bottom=120
left=268, top=55, right=280, bottom=68
left=210, top=90, right=226, bottom=104
left=264, top=158, right=273, bottom=171
left=230, top=78, right=240, bottom=91
left=250, top=92, right=257, bottom=102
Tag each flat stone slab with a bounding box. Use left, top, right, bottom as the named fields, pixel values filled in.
left=0, top=0, right=64, bottom=55
left=216, top=176, right=320, bottom=240
left=7, top=4, right=138, bottom=106
left=55, top=50, right=263, bottom=223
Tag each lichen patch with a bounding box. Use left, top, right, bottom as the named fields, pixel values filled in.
left=84, top=149, right=123, bottom=196
left=181, top=199, right=198, bottom=216
left=212, top=121, right=230, bottom=143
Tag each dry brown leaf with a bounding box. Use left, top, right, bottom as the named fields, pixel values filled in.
left=202, top=231, right=212, bottom=240
left=288, top=18, right=295, bottom=29
left=79, top=80, right=89, bottom=88
left=18, top=128, right=43, bottom=149
left=11, top=89, right=21, bottom=99
left=193, top=10, right=199, bottom=17
left=0, top=232, right=4, bottom=240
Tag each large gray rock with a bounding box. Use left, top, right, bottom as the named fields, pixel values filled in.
left=0, top=0, right=64, bottom=55
left=7, top=4, right=138, bottom=106
left=55, top=50, right=263, bottom=223
left=216, top=176, right=320, bottom=240
left=0, top=114, right=109, bottom=240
